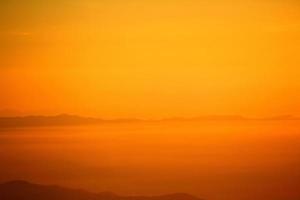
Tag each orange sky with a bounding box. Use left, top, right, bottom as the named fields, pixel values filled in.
left=0, top=0, right=300, bottom=118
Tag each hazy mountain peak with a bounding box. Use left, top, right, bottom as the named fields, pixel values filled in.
left=0, top=181, right=203, bottom=200
left=1, top=180, right=31, bottom=186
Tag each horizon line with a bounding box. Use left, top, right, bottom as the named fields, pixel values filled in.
left=0, top=113, right=299, bottom=121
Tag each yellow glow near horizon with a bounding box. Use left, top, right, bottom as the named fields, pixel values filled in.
left=0, top=0, right=300, bottom=118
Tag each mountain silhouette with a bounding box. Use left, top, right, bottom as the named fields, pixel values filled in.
left=162, top=115, right=248, bottom=121
left=0, top=180, right=203, bottom=200
left=262, top=115, right=300, bottom=120
left=0, top=114, right=144, bottom=128
left=0, top=114, right=298, bottom=128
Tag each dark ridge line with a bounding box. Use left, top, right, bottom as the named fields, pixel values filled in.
left=0, top=114, right=298, bottom=128
left=0, top=180, right=204, bottom=200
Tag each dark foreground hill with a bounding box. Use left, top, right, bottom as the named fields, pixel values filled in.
left=0, top=180, right=203, bottom=200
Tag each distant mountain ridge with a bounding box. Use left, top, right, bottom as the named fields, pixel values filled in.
left=0, top=114, right=143, bottom=128
left=162, top=115, right=248, bottom=121
left=0, top=114, right=298, bottom=128
left=0, top=114, right=99, bottom=128
left=0, top=180, right=203, bottom=200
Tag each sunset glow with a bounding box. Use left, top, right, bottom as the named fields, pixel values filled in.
left=0, top=1, right=300, bottom=200
left=1, top=0, right=300, bottom=118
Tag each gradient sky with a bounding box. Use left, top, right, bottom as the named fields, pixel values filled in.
left=0, top=0, right=300, bottom=118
